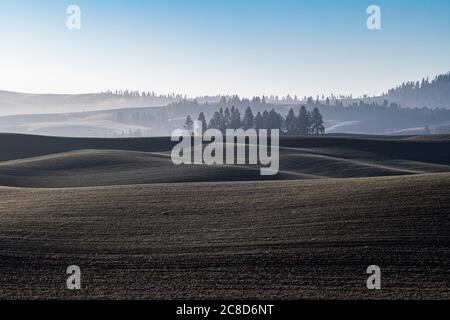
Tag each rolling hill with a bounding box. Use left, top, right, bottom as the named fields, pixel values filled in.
left=0, top=134, right=449, bottom=299
left=0, top=173, right=448, bottom=299
left=0, top=134, right=450, bottom=187
left=0, top=90, right=176, bottom=116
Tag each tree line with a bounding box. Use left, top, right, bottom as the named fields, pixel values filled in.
left=385, top=71, right=450, bottom=109
left=184, top=106, right=325, bottom=135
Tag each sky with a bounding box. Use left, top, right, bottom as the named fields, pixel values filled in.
left=1, top=0, right=450, bottom=98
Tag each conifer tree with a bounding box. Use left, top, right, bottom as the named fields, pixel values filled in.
left=242, top=107, right=254, bottom=130
left=310, top=107, right=325, bottom=134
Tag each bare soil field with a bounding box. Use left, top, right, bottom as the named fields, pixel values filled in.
left=0, top=134, right=449, bottom=299
left=0, top=173, right=449, bottom=299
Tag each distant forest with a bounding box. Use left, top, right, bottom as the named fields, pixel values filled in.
left=110, top=72, right=450, bottom=136
left=2, top=72, right=450, bottom=137
left=104, top=72, right=450, bottom=110
left=183, top=106, right=325, bottom=135
left=5, top=72, right=446, bottom=137
left=114, top=94, right=450, bottom=136
left=382, top=72, right=450, bottom=109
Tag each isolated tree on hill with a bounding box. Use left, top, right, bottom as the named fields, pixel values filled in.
left=285, top=108, right=297, bottom=134
left=198, top=112, right=207, bottom=133
left=242, top=107, right=254, bottom=130
left=310, top=107, right=325, bottom=135
left=298, top=105, right=311, bottom=135
left=184, top=115, right=194, bottom=132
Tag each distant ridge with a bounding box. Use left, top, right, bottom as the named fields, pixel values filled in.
left=0, top=90, right=177, bottom=116
left=1, top=71, right=450, bottom=117
left=1, top=134, right=449, bottom=188
left=355, top=71, right=450, bottom=109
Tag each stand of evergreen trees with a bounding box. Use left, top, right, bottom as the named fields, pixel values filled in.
left=385, top=72, right=450, bottom=109
left=184, top=106, right=325, bottom=135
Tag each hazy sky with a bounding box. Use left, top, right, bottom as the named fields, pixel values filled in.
left=1, top=0, right=450, bottom=98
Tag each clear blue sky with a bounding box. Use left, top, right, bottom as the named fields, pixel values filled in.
left=1, top=0, right=449, bottom=97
